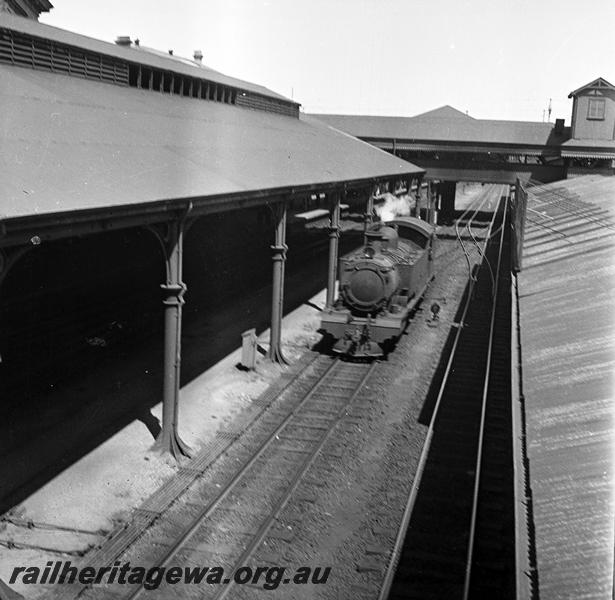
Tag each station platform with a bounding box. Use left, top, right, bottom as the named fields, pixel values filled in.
left=0, top=290, right=329, bottom=599
left=514, top=175, right=615, bottom=598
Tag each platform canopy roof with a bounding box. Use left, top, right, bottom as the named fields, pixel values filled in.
left=313, top=106, right=567, bottom=150
left=517, top=175, right=615, bottom=599
left=0, top=63, right=423, bottom=226
left=560, top=137, right=615, bottom=159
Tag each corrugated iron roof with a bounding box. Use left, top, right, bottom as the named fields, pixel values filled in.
left=0, top=12, right=296, bottom=104
left=0, top=65, right=423, bottom=221
left=312, top=110, right=567, bottom=148
left=517, top=175, right=615, bottom=599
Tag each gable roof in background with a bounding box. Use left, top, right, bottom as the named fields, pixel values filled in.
left=313, top=109, right=564, bottom=148
left=568, top=77, right=615, bottom=98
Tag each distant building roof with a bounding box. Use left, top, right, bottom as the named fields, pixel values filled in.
left=517, top=175, right=615, bottom=599
left=0, top=65, right=423, bottom=222
left=412, top=105, right=475, bottom=121
left=312, top=108, right=566, bottom=149
left=561, top=138, right=615, bottom=159
left=568, top=77, right=615, bottom=98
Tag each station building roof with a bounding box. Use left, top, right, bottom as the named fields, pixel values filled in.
left=0, top=14, right=423, bottom=236
left=0, top=12, right=295, bottom=104
left=561, top=137, right=615, bottom=159
left=312, top=106, right=568, bottom=152
left=516, top=175, right=615, bottom=598
left=568, top=77, right=615, bottom=98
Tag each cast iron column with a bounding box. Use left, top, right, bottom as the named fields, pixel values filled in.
left=155, top=217, right=191, bottom=459
left=268, top=202, right=288, bottom=364
left=415, top=175, right=424, bottom=219
left=427, top=180, right=435, bottom=224
left=326, top=193, right=341, bottom=309
left=364, top=186, right=376, bottom=239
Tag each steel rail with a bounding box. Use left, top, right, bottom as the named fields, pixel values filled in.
left=125, top=356, right=341, bottom=600
left=455, top=184, right=497, bottom=280
left=377, top=193, right=503, bottom=600
left=422, top=184, right=497, bottom=284
left=455, top=191, right=484, bottom=279
left=467, top=184, right=508, bottom=297
left=214, top=361, right=377, bottom=600
left=462, top=197, right=509, bottom=599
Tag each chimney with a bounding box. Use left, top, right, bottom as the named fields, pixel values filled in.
left=193, top=50, right=203, bottom=64
left=554, top=118, right=565, bottom=134
left=168, top=49, right=173, bottom=55
left=115, top=36, right=132, bottom=47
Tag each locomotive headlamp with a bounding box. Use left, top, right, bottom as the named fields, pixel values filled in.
left=364, top=246, right=375, bottom=259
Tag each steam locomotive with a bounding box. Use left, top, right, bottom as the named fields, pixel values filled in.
left=320, top=216, right=435, bottom=357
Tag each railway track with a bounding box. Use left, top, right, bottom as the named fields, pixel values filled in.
left=380, top=192, right=515, bottom=599
left=426, top=185, right=502, bottom=286
left=76, top=356, right=376, bottom=600
left=20, top=185, right=505, bottom=600
left=455, top=184, right=500, bottom=280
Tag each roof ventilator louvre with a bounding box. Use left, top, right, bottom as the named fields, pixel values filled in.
left=0, top=28, right=129, bottom=84
left=0, top=27, right=299, bottom=118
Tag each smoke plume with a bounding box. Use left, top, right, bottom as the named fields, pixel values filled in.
left=375, top=193, right=415, bottom=222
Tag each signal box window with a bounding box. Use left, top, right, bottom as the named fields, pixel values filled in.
left=587, top=98, right=606, bottom=120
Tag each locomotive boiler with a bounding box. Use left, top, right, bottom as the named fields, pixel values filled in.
left=320, top=216, right=435, bottom=357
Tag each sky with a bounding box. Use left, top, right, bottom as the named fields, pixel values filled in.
left=40, top=0, right=615, bottom=123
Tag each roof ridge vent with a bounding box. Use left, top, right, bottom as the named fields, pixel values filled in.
left=0, top=27, right=299, bottom=117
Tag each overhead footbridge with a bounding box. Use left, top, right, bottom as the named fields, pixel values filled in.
left=313, top=81, right=615, bottom=221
